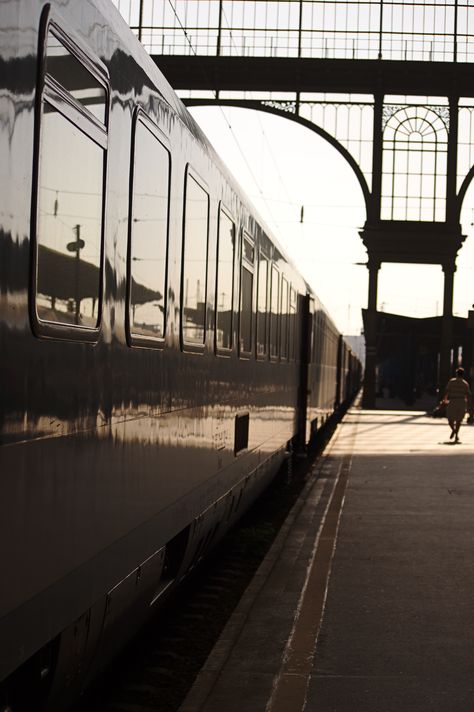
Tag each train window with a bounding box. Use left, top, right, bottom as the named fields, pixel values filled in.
left=256, top=253, right=268, bottom=358
left=128, top=115, right=170, bottom=345
left=239, top=232, right=254, bottom=356
left=280, top=277, right=289, bottom=360
left=216, top=207, right=235, bottom=352
left=270, top=266, right=280, bottom=359
left=289, top=287, right=297, bottom=361
left=240, top=269, right=253, bottom=354
left=182, top=172, right=209, bottom=346
left=34, top=24, right=108, bottom=337
left=45, top=31, right=106, bottom=124
left=242, top=238, right=255, bottom=264
left=312, top=310, right=320, bottom=363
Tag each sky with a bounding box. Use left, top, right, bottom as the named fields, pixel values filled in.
left=187, top=104, right=474, bottom=336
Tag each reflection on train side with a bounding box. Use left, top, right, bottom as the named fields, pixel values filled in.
left=216, top=207, right=235, bottom=351
left=45, top=31, right=107, bottom=123
left=240, top=232, right=254, bottom=354
left=36, top=107, right=103, bottom=326
left=257, top=252, right=268, bottom=358
left=106, top=404, right=297, bottom=457
left=36, top=27, right=108, bottom=330
left=36, top=243, right=163, bottom=331
left=129, top=116, right=169, bottom=340
left=182, top=174, right=209, bottom=345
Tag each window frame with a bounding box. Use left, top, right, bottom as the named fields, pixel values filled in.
left=215, top=203, right=236, bottom=356
left=269, top=264, right=280, bottom=362
left=280, top=275, right=289, bottom=362
left=180, top=166, right=210, bottom=354
left=126, top=108, right=171, bottom=349
left=288, top=286, right=297, bottom=361
left=238, top=230, right=255, bottom=360
left=30, top=10, right=109, bottom=342
left=256, top=249, right=269, bottom=361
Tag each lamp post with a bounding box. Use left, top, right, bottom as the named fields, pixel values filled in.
left=66, top=224, right=85, bottom=325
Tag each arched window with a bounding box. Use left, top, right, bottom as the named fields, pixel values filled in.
left=382, top=105, right=448, bottom=222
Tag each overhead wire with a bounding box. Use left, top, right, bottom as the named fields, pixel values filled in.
left=165, top=0, right=290, bottom=240
left=218, top=3, right=295, bottom=221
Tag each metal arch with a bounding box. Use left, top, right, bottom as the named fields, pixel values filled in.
left=456, top=165, right=474, bottom=223
left=183, top=98, right=371, bottom=217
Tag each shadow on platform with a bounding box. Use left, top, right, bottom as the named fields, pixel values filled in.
left=374, top=393, right=438, bottom=413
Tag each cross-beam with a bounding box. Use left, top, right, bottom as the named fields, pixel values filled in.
left=154, top=56, right=474, bottom=97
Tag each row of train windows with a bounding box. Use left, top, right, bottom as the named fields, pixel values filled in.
left=34, top=23, right=298, bottom=360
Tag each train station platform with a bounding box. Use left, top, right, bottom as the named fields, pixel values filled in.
left=180, top=407, right=474, bottom=712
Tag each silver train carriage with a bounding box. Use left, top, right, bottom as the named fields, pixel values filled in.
left=0, top=0, right=361, bottom=709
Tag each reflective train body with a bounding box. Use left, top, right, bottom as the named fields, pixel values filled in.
left=0, top=1, right=361, bottom=708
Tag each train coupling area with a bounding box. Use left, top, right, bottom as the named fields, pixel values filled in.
left=179, top=407, right=474, bottom=712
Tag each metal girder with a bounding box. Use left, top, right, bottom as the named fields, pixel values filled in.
left=153, top=56, right=474, bottom=97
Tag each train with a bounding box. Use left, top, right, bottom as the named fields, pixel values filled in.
left=0, top=1, right=362, bottom=709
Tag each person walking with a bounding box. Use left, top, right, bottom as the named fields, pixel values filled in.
left=443, top=367, right=472, bottom=443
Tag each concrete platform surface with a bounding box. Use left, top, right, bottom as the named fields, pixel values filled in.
left=180, top=408, right=474, bottom=712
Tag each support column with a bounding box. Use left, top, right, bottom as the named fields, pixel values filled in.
left=439, top=261, right=456, bottom=393
left=363, top=257, right=380, bottom=409
left=361, top=91, right=383, bottom=410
